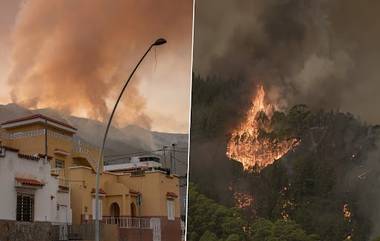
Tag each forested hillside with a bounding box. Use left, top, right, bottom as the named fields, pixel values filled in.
left=189, top=75, right=380, bottom=241
left=188, top=184, right=320, bottom=241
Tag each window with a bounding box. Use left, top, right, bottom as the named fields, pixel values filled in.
left=167, top=199, right=175, bottom=221
left=16, top=193, right=34, bottom=222
left=55, top=159, right=65, bottom=169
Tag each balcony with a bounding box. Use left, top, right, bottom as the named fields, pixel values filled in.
left=51, top=168, right=60, bottom=177
left=102, top=216, right=151, bottom=229
left=72, top=138, right=99, bottom=170
left=51, top=168, right=65, bottom=177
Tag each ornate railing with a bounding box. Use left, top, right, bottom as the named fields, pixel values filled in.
left=102, top=216, right=151, bottom=229
left=3, top=129, right=72, bottom=141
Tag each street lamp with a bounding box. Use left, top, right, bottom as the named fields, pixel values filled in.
left=94, top=38, right=167, bottom=241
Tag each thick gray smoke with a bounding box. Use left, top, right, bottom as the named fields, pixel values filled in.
left=366, top=144, right=380, bottom=239
left=349, top=137, right=380, bottom=240
left=194, top=0, right=380, bottom=124
left=193, top=0, right=380, bottom=238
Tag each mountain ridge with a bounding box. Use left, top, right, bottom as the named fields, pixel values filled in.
left=0, top=103, right=188, bottom=175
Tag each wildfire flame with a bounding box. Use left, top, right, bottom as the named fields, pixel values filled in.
left=226, top=84, right=298, bottom=170
left=343, top=204, right=353, bottom=240
left=233, top=192, right=254, bottom=209
left=343, top=204, right=352, bottom=221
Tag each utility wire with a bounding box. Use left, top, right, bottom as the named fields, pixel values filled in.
left=105, top=147, right=187, bottom=157
left=105, top=148, right=164, bottom=158
left=105, top=149, right=188, bottom=161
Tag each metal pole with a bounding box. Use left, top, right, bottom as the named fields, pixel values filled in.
left=169, top=150, right=173, bottom=172
left=95, top=39, right=166, bottom=241
left=45, top=119, right=48, bottom=164
left=172, top=143, right=176, bottom=174
left=163, top=145, right=168, bottom=168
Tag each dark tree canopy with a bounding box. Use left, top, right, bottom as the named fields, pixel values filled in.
left=189, top=75, right=380, bottom=241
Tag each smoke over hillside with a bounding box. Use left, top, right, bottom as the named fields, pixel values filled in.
left=194, top=0, right=380, bottom=124
left=7, top=0, right=192, bottom=129
left=191, top=1, right=380, bottom=240
left=0, top=103, right=189, bottom=175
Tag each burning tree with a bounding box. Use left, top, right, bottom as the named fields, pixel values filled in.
left=226, top=84, right=298, bottom=170
left=190, top=75, right=380, bottom=241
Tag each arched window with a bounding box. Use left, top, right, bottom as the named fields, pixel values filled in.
left=110, top=202, right=120, bottom=217
left=130, top=202, right=137, bottom=217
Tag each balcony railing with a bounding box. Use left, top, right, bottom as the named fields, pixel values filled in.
left=72, top=138, right=99, bottom=170
left=102, top=216, right=151, bottom=229
left=51, top=168, right=64, bottom=176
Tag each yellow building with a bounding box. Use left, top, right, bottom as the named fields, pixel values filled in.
left=0, top=114, right=98, bottom=177
left=0, top=114, right=181, bottom=241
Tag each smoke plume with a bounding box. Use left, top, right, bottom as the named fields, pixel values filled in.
left=194, top=0, right=380, bottom=124
left=7, top=0, right=192, bottom=129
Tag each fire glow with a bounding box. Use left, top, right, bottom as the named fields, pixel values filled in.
left=233, top=192, right=254, bottom=209
left=226, top=84, right=298, bottom=170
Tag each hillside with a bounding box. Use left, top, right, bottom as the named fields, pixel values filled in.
left=0, top=103, right=188, bottom=175
left=189, top=75, right=380, bottom=241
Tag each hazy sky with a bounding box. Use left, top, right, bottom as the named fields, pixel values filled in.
left=194, top=0, right=380, bottom=125
left=0, top=0, right=193, bottom=133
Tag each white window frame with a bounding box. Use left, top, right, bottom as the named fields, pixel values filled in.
left=166, top=199, right=175, bottom=221
left=55, top=159, right=65, bottom=169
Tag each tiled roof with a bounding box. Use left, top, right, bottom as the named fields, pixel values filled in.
left=3, top=146, right=19, bottom=152
left=0, top=147, right=52, bottom=161
left=166, top=192, right=178, bottom=198
left=59, top=185, right=69, bottom=191
left=129, top=189, right=141, bottom=195
left=1, top=114, right=77, bottom=131
left=54, top=149, right=70, bottom=156
left=18, top=153, right=40, bottom=161
left=58, top=185, right=70, bottom=193
left=15, top=177, right=44, bottom=186
left=91, top=188, right=106, bottom=195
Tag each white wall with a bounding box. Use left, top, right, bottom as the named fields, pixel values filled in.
left=56, top=192, right=72, bottom=224
left=0, top=150, right=16, bottom=220
left=0, top=148, right=71, bottom=223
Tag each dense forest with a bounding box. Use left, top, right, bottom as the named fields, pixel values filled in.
left=189, top=75, right=380, bottom=241
left=188, top=184, right=319, bottom=241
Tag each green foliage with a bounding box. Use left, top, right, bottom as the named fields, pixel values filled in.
left=270, top=220, right=319, bottom=241
left=200, top=231, right=218, bottom=241
left=189, top=232, right=200, bottom=241
left=190, top=74, right=377, bottom=241
left=250, top=218, right=273, bottom=241
left=226, top=234, right=241, bottom=241
left=249, top=219, right=320, bottom=241
left=188, top=183, right=318, bottom=241
left=188, top=184, right=246, bottom=241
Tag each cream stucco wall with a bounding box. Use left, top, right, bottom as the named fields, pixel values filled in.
left=1, top=118, right=180, bottom=227
left=2, top=122, right=100, bottom=180
left=69, top=167, right=180, bottom=224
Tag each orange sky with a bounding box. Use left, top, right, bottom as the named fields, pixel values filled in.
left=0, top=0, right=193, bottom=133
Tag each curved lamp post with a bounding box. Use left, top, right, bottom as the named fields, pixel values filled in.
left=95, top=38, right=167, bottom=241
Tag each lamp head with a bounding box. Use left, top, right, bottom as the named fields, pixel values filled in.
left=153, top=38, right=167, bottom=46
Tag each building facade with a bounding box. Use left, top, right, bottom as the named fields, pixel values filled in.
left=0, top=146, right=71, bottom=223
left=0, top=114, right=181, bottom=241
left=70, top=166, right=181, bottom=241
